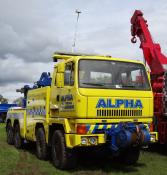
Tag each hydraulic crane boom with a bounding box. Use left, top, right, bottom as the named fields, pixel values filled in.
left=131, top=10, right=167, bottom=75
left=130, top=10, right=167, bottom=144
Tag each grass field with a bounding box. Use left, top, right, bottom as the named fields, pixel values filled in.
left=1, top=123, right=167, bottom=175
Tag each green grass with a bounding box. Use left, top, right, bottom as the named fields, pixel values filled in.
left=0, top=123, right=167, bottom=175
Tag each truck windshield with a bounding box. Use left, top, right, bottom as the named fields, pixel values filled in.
left=79, top=59, right=150, bottom=90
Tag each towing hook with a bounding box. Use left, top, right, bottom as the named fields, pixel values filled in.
left=131, top=36, right=137, bottom=43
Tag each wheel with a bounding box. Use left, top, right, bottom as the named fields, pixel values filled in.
left=14, top=124, right=22, bottom=149
left=6, top=122, right=14, bottom=145
left=51, top=130, right=77, bottom=169
left=36, top=127, right=48, bottom=160
left=120, top=147, right=140, bottom=165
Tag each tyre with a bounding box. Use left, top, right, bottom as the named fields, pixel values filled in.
left=51, top=130, right=77, bottom=169
left=6, top=122, right=14, bottom=145
left=36, top=127, right=48, bottom=160
left=14, top=124, right=22, bottom=149
left=120, top=146, right=140, bottom=165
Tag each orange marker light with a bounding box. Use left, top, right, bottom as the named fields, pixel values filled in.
left=77, top=124, right=87, bottom=134
left=149, top=122, right=154, bottom=132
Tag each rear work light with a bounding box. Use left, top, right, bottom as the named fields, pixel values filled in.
left=76, top=124, right=87, bottom=134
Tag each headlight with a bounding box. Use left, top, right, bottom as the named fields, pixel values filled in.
left=89, top=137, right=97, bottom=145
left=81, top=137, right=88, bottom=145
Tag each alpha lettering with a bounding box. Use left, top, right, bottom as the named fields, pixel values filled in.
left=96, top=99, right=143, bottom=109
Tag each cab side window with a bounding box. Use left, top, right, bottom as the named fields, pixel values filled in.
left=54, top=68, right=57, bottom=86
left=64, top=62, right=74, bottom=86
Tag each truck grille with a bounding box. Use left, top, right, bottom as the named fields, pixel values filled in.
left=97, top=109, right=142, bottom=117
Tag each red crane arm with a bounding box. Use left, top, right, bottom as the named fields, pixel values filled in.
left=131, top=10, right=167, bottom=145
left=130, top=10, right=167, bottom=75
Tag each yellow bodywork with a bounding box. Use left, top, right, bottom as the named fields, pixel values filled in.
left=6, top=54, right=158, bottom=148
left=7, top=108, right=26, bottom=138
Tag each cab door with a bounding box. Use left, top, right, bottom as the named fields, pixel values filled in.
left=50, top=62, right=76, bottom=118
left=59, top=61, right=76, bottom=117
left=50, top=67, right=60, bottom=117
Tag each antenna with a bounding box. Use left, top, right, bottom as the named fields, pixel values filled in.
left=72, top=9, right=81, bottom=53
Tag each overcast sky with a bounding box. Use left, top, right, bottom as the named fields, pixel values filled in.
left=0, top=0, right=167, bottom=102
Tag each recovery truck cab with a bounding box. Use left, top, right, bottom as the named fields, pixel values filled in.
left=6, top=53, right=156, bottom=169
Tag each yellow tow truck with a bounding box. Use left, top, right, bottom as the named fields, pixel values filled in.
left=6, top=52, right=157, bottom=169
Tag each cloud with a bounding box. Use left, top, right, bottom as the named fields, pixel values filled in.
left=0, top=54, right=54, bottom=86
left=0, top=83, right=27, bottom=103
left=0, top=0, right=76, bottom=63
left=0, top=22, right=68, bottom=63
